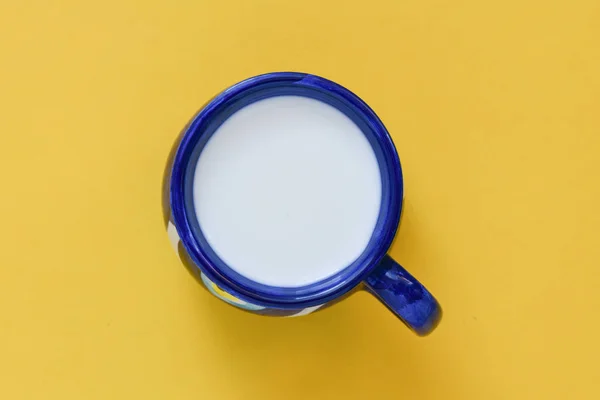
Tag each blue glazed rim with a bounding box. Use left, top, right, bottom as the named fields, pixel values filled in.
left=170, top=72, right=403, bottom=309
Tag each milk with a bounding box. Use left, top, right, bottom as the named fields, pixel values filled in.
left=192, top=95, right=382, bottom=287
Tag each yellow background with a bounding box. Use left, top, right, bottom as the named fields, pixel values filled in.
left=1, top=0, right=599, bottom=399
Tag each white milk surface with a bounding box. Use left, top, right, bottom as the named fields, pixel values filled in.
left=193, top=95, right=382, bottom=287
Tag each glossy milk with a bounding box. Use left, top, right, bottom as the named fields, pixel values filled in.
left=193, top=95, right=381, bottom=287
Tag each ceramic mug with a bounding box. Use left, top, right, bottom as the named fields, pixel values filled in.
left=162, top=72, right=441, bottom=335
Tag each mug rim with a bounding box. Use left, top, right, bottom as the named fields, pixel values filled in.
left=170, top=72, right=403, bottom=308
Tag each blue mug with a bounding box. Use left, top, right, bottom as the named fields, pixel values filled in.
left=163, top=72, right=441, bottom=335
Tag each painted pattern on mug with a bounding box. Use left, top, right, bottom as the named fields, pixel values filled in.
left=200, top=272, right=266, bottom=311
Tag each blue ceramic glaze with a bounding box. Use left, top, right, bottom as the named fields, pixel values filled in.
left=163, top=72, right=442, bottom=332
left=365, top=256, right=442, bottom=335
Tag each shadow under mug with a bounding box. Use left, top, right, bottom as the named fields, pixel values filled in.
left=163, top=72, right=441, bottom=336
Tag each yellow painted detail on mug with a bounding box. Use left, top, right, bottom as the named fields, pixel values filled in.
left=210, top=282, right=244, bottom=304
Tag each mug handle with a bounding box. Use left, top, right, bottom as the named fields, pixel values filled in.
left=364, top=255, right=442, bottom=336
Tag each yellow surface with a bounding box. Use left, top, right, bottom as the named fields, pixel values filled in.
left=1, top=1, right=599, bottom=399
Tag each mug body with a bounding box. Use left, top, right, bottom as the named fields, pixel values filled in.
left=163, top=72, right=403, bottom=317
